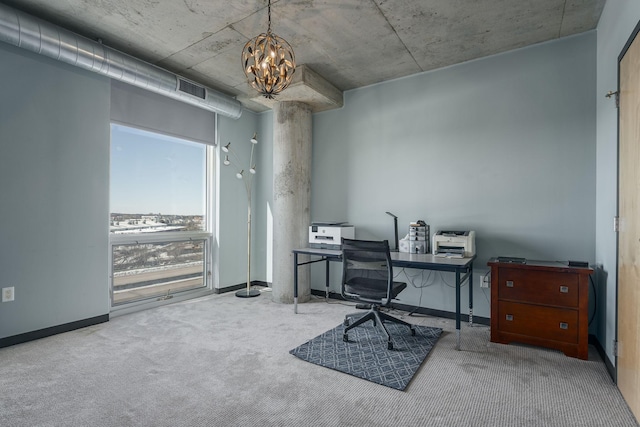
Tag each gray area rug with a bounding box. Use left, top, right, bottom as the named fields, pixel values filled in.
left=290, top=322, right=442, bottom=390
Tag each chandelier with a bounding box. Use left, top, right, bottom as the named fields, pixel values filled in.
left=241, top=0, right=296, bottom=99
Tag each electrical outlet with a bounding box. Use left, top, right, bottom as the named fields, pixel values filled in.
left=479, top=273, right=490, bottom=288
left=2, top=287, right=15, bottom=302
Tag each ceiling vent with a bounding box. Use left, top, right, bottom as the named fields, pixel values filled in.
left=179, top=79, right=206, bottom=100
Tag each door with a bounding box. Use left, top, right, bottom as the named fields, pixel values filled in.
left=618, top=22, right=640, bottom=420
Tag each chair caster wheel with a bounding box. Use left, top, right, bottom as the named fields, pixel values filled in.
left=343, top=333, right=348, bottom=342
left=411, top=328, right=416, bottom=336
left=387, top=341, right=393, bottom=350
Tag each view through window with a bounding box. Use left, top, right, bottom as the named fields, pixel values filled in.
left=110, top=124, right=212, bottom=305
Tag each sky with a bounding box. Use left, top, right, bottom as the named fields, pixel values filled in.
left=110, top=124, right=206, bottom=216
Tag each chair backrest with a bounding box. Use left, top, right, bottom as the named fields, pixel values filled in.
left=341, top=238, right=393, bottom=306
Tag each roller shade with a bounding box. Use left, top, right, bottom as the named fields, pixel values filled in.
left=111, top=80, right=216, bottom=145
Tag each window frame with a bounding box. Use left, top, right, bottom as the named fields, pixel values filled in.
left=108, top=123, right=216, bottom=313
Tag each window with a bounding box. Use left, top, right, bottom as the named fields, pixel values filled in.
left=111, top=240, right=206, bottom=304
left=109, top=124, right=213, bottom=306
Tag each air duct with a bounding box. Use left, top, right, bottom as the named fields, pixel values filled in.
left=0, top=3, right=242, bottom=119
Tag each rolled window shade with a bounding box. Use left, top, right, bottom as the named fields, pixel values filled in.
left=110, top=80, right=216, bottom=145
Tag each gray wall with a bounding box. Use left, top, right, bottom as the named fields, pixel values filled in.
left=231, top=33, right=600, bottom=331
left=309, top=32, right=597, bottom=320
left=216, top=111, right=262, bottom=288
left=595, top=0, right=640, bottom=365
left=0, top=40, right=257, bottom=339
left=0, top=43, right=110, bottom=339
left=217, top=110, right=274, bottom=288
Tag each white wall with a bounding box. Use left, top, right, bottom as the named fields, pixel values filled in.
left=309, top=32, right=597, bottom=320
left=595, top=0, right=640, bottom=366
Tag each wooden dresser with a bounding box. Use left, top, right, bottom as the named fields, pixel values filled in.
left=487, top=258, right=593, bottom=360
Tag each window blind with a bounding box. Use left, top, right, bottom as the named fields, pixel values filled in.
left=110, top=80, right=216, bottom=145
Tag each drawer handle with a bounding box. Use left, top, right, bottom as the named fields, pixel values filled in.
left=560, top=322, right=569, bottom=330
left=506, top=281, right=514, bottom=288
left=560, top=286, right=569, bottom=293
left=506, top=314, right=513, bottom=321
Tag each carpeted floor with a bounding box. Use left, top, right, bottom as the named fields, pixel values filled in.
left=0, top=291, right=637, bottom=427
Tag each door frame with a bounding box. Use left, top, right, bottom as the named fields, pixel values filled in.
left=616, top=18, right=640, bottom=383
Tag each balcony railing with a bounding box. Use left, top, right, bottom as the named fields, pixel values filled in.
left=111, top=238, right=208, bottom=305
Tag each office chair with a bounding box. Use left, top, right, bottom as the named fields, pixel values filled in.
left=341, top=238, right=416, bottom=350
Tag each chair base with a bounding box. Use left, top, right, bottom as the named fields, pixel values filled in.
left=343, top=305, right=415, bottom=350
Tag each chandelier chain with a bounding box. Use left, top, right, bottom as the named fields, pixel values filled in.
left=267, top=0, right=271, bottom=33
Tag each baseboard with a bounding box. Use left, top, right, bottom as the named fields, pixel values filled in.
left=310, top=289, right=491, bottom=326
left=2, top=283, right=270, bottom=347
left=0, top=314, right=109, bottom=349
left=215, top=281, right=269, bottom=294
left=589, top=334, right=616, bottom=381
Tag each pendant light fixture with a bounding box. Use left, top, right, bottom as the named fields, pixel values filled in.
left=241, top=0, right=296, bottom=99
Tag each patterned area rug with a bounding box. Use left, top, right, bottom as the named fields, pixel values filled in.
left=290, top=322, right=443, bottom=391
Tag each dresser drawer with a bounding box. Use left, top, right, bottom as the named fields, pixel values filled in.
left=497, top=301, right=578, bottom=344
left=497, top=268, right=579, bottom=307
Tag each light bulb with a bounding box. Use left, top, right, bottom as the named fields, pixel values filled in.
left=222, top=142, right=231, bottom=153
left=249, top=166, right=256, bottom=174
left=223, top=155, right=230, bottom=166
left=250, top=133, right=258, bottom=144
left=236, top=170, right=244, bottom=179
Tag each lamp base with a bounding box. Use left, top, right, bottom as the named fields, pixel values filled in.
left=235, top=288, right=261, bottom=298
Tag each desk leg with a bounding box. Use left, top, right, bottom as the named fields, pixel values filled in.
left=294, top=252, right=299, bottom=314
left=325, top=258, right=330, bottom=299
left=469, top=264, right=473, bottom=326
left=456, top=269, right=461, bottom=350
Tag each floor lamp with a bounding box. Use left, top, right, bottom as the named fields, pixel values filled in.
left=222, top=133, right=260, bottom=298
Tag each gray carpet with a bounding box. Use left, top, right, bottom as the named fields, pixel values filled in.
left=0, top=291, right=638, bottom=427
left=290, top=322, right=442, bottom=390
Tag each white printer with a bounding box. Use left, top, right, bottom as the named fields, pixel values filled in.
left=433, top=230, right=476, bottom=257
left=309, top=222, right=355, bottom=249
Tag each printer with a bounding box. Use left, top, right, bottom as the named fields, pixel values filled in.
left=309, top=222, right=355, bottom=250
left=432, top=230, right=476, bottom=257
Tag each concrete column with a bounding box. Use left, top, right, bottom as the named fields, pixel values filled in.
left=252, top=66, right=342, bottom=305
left=271, top=101, right=312, bottom=303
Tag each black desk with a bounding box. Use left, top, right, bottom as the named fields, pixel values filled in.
left=292, top=247, right=476, bottom=350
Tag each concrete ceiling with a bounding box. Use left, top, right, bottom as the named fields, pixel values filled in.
left=1, top=0, right=605, bottom=112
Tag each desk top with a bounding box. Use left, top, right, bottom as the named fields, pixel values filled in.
left=292, top=247, right=342, bottom=257
left=392, top=251, right=475, bottom=268
left=292, top=247, right=475, bottom=269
